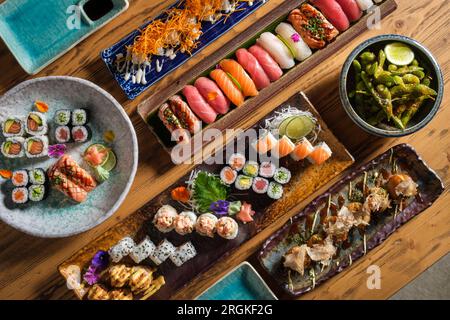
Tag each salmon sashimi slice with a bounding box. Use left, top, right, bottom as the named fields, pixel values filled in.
left=9, top=143, right=22, bottom=155
left=55, top=155, right=97, bottom=192
left=219, top=59, right=259, bottom=97
left=210, top=69, right=245, bottom=107
left=272, top=136, right=296, bottom=158
left=308, top=142, right=333, bottom=165
left=48, top=166, right=88, bottom=203
left=291, top=137, right=314, bottom=161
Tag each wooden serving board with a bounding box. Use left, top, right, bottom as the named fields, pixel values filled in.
left=137, top=0, right=397, bottom=160
left=59, top=92, right=354, bottom=300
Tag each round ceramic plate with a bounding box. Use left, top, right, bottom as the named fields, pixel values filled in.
left=0, top=76, right=138, bottom=237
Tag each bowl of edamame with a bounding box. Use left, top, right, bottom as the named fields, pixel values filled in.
left=340, top=34, right=444, bottom=137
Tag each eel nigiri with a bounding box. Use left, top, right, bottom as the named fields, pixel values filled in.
left=235, top=48, right=271, bottom=90
left=256, top=32, right=295, bottom=69
left=308, top=142, right=333, bottom=165
left=335, top=0, right=363, bottom=22
left=311, top=0, right=350, bottom=32
left=158, top=103, right=190, bottom=144
left=219, top=59, right=258, bottom=97
left=194, top=77, right=230, bottom=114
left=48, top=166, right=88, bottom=203
left=248, top=45, right=283, bottom=82
left=169, top=95, right=202, bottom=134
left=275, top=22, right=312, bottom=61
left=272, top=136, right=296, bottom=158
left=291, top=137, right=314, bottom=161
left=182, top=85, right=218, bottom=124
left=210, top=69, right=245, bottom=107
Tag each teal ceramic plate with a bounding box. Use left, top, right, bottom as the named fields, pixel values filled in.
left=0, top=76, right=138, bottom=238
left=0, top=0, right=129, bottom=74
left=196, top=262, right=277, bottom=300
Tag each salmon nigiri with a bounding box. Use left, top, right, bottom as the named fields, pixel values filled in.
left=254, top=131, right=277, bottom=154
left=210, top=69, right=245, bottom=107
left=219, top=59, right=259, bottom=97
left=291, top=137, right=314, bottom=161
left=308, top=142, right=332, bottom=165
left=272, top=136, right=295, bottom=158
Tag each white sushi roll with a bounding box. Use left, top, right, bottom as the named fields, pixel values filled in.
left=153, top=205, right=177, bottom=233
left=275, top=22, right=312, bottom=61
left=235, top=175, right=253, bottom=191
left=273, top=167, right=291, bottom=184
left=12, top=187, right=28, bottom=204
left=256, top=32, right=295, bottom=69
left=129, top=236, right=156, bottom=264
left=108, top=246, right=124, bottom=263
left=356, top=0, right=374, bottom=11
left=259, top=162, right=276, bottom=178
left=267, top=182, right=284, bottom=200
left=149, top=239, right=176, bottom=265
left=252, top=177, right=269, bottom=194
left=169, top=241, right=197, bottom=267
left=228, top=153, right=246, bottom=171
left=11, top=170, right=28, bottom=187
left=216, top=217, right=239, bottom=240
left=195, top=213, right=218, bottom=238
left=113, top=236, right=136, bottom=258
left=174, top=211, right=197, bottom=236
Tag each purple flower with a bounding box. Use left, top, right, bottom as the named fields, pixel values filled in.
left=48, top=144, right=67, bottom=158
left=83, top=265, right=101, bottom=285
left=291, top=33, right=301, bottom=43
left=210, top=200, right=229, bottom=215
left=91, top=250, right=109, bottom=270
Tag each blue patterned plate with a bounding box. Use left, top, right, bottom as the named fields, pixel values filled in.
left=101, top=0, right=267, bottom=100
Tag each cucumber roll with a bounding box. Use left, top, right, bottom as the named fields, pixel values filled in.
left=267, top=182, right=284, bottom=200
left=12, top=187, right=28, bottom=204
left=25, top=112, right=47, bottom=136
left=2, top=117, right=24, bottom=137
left=54, top=110, right=71, bottom=126
left=1, top=137, right=25, bottom=158
left=25, top=136, right=48, bottom=158
left=28, top=184, right=46, bottom=202
left=29, top=168, right=46, bottom=185
left=273, top=167, right=291, bottom=184
left=12, top=170, right=28, bottom=187
left=72, top=108, right=88, bottom=126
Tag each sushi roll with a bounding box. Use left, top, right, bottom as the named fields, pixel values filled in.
left=72, top=126, right=90, bottom=143
left=170, top=242, right=197, bottom=267
left=2, top=117, right=24, bottom=137
left=173, top=211, right=197, bottom=236
left=242, top=161, right=259, bottom=177
left=54, top=110, right=71, bottom=126
left=11, top=170, right=28, bottom=187
left=29, top=168, right=46, bottom=185
left=267, top=182, right=284, bottom=200
left=195, top=213, right=218, bottom=238
left=275, top=22, right=312, bottom=61
left=25, top=112, right=47, bottom=136
left=272, top=136, right=295, bottom=158
left=153, top=205, right=177, bottom=233
left=274, top=167, right=291, bottom=184
left=253, top=130, right=277, bottom=154
left=129, top=236, right=156, bottom=264
left=1, top=137, right=25, bottom=158
left=228, top=153, right=246, bottom=171
left=28, top=184, right=46, bottom=202
left=12, top=187, right=28, bottom=204
left=216, top=217, right=239, bottom=240
left=149, top=239, right=176, bottom=265
left=25, top=136, right=48, bottom=158
left=72, top=108, right=88, bottom=126
left=308, top=142, right=333, bottom=165
left=220, top=166, right=237, bottom=185
left=259, top=161, right=276, bottom=178
left=252, top=177, right=269, bottom=194
left=55, top=126, right=71, bottom=143
left=291, top=137, right=314, bottom=161
left=256, top=32, right=295, bottom=69
left=109, top=237, right=136, bottom=262
left=235, top=175, right=253, bottom=191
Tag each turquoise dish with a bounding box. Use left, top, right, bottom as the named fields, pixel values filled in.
left=0, top=0, right=129, bottom=74
left=196, top=262, right=277, bottom=300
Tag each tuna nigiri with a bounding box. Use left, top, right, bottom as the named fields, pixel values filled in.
left=194, top=77, right=230, bottom=114
left=253, top=130, right=277, bottom=154
left=248, top=45, right=283, bottom=82
left=335, top=0, right=363, bottom=22
left=272, top=136, right=296, bottom=158
left=308, top=142, right=333, bottom=165
left=219, top=59, right=258, bottom=97
left=311, top=0, right=350, bottom=32
left=210, top=69, right=245, bottom=107
left=256, top=32, right=295, bottom=69
left=182, top=85, right=218, bottom=124
left=291, top=137, right=314, bottom=161
left=235, top=48, right=271, bottom=90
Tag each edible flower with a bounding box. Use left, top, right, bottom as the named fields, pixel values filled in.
left=91, top=250, right=109, bottom=270
left=48, top=144, right=67, bottom=158
left=171, top=186, right=191, bottom=203
left=83, top=265, right=101, bottom=285
left=104, top=130, right=116, bottom=143
left=34, top=100, right=49, bottom=113
left=0, top=169, right=12, bottom=179
left=291, top=33, right=301, bottom=43
left=227, top=201, right=242, bottom=215
left=236, top=202, right=255, bottom=224
left=210, top=200, right=229, bottom=215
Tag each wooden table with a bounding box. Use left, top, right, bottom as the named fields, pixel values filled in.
left=0, top=0, right=448, bottom=300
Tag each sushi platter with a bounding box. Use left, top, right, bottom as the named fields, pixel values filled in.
left=138, top=0, right=398, bottom=159
left=58, top=91, right=354, bottom=299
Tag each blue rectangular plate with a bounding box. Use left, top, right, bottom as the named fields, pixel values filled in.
left=101, top=0, right=267, bottom=100
left=196, top=262, right=277, bottom=300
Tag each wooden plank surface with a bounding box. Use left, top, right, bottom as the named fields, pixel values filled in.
left=0, top=0, right=449, bottom=300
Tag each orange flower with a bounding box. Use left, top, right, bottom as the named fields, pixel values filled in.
left=0, top=169, right=12, bottom=179
left=171, top=186, right=190, bottom=203
left=34, top=100, right=49, bottom=113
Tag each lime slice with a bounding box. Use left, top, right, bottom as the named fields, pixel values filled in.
left=384, top=43, right=415, bottom=66
left=84, top=143, right=109, bottom=167
left=278, top=116, right=295, bottom=137
left=101, top=150, right=117, bottom=171
left=285, top=115, right=315, bottom=141
left=276, top=35, right=296, bottom=59
left=225, top=72, right=243, bottom=93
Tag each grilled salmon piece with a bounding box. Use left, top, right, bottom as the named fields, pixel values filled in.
left=55, top=155, right=97, bottom=192
left=48, top=166, right=88, bottom=203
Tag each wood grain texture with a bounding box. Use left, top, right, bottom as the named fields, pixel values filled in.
left=0, top=0, right=449, bottom=300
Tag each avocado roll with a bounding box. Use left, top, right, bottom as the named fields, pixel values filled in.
left=2, top=117, right=24, bottom=137
left=242, top=161, right=259, bottom=177
left=25, top=112, right=47, bottom=136
left=1, top=137, right=25, bottom=158
left=235, top=175, right=253, bottom=190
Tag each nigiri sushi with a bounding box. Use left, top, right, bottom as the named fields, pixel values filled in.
left=275, top=22, right=312, bottom=61
left=158, top=103, right=190, bottom=144
left=168, top=95, right=202, bottom=134
left=256, top=32, right=295, bottom=69
left=235, top=48, right=271, bottom=90
left=335, top=0, right=363, bottom=22
left=291, top=137, right=314, bottom=161
left=219, top=59, right=258, bottom=97
left=308, top=142, right=333, bottom=165
left=253, top=130, right=277, bottom=154
left=248, top=45, right=283, bottom=82
left=182, top=85, right=218, bottom=124
left=194, top=77, right=230, bottom=114
left=355, top=0, right=374, bottom=11
left=311, top=0, right=350, bottom=32
left=210, top=69, right=245, bottom=107
left=272, top=136, right=295, bottom=158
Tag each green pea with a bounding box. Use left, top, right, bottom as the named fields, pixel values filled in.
left=388, top=64, right=398, bottom=72
left=360, top=51, right=376, bottom=63
left=411, top=59, right=419, bottom=66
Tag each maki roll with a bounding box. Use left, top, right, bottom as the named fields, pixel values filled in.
left=170, top=242, right=197, bottom=267
left=173, top=211, right=197, bottom=236
left=25, top=136, right=48, bottom=158
left=235, top=175, right=253, bottom=191
left=228, top=153, right=246, bottom=171
left=195, top=213, right=218, bottom=238
left=28, top=184, right=46, bottom=202
left=2, top=117, right=24, bottom=137
left=11, top=170, right=28, bottom=187
left=220, top=166, right=237, bottom=185
left=149, top=239, right=176, bottom=265
left=259, top=161, right=276, bottom=178
left=54, top=110, right=71, bottom=126
left=252, top=177, right=269, bottom=194
left=242, top=161, right=259, bottom=177
left=216, top=217, right=239, bottom=240
left=108, top=237, right=136, bottom=263
left=274, top=167, right=291, bottom=184
left=29, top=168, right=46, bottom=185
left=72, top=108, right=88, bottom=126
left=26, top=112, right=47, bottom=136
left=55, top=126, right=71, bottom=143
left=1, top=137, right=25, bottom=158
left=72, top=126, right=90, bottom=143
left=12, top=187, right=28, bottom=204
left=267, top=182, right=284, bottom=200
left=129, top=237, right=156, bottom=264
left=153, top=205, right=177, bottom=233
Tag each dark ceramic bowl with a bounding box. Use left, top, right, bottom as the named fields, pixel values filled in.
left=340, top=34, right=444, bottom=137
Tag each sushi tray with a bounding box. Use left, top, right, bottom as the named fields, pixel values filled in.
left=58, top=91, right=354, bottom=300
left=138, top=0, right=398, bottom=160
left=258, top=144, right=444, bottom=297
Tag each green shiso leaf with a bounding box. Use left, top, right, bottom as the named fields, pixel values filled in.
left=192, top=171, right=229, bottom=213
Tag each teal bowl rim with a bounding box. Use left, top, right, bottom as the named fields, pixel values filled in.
left=339, top=34, right=444, bottom=137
